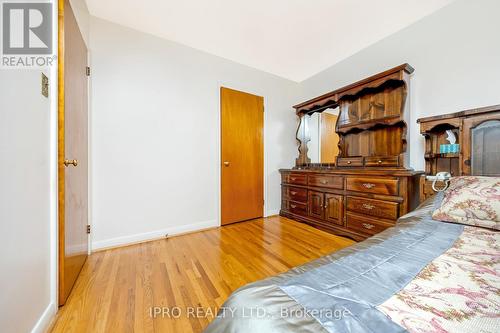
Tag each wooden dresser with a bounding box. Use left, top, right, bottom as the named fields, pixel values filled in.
left=280, top=169, right=420, bottom=241
left=280, top=64, right=422, bottom=241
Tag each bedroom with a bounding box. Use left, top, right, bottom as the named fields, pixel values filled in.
left=0, top=0, right=499, bottom=332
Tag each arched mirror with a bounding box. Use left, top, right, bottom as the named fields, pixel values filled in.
left=296, top=108, right=340, bottom=166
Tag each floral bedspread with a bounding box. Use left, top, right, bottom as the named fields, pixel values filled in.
left=378, top=226, right=500, bottom=333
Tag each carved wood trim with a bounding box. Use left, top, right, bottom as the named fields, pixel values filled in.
left=294, top=63, right=414, bottom=113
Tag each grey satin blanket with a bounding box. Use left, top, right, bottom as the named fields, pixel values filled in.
left=204, top=195, right=465, bottom=333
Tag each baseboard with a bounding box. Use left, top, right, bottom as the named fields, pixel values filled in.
left=265, top=208, right=280, bottom=217
left=92, top=219, right=219, bottom=251
left=31, top=301, right=56, bottom=333
left=66, top=243, right=89, bottom=256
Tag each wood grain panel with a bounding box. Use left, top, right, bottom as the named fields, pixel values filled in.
left=347, top=213, right=393, bottom=236
left=325, top=194, right=343, bottom=226
left=336, top=157, right=363, bottom=167
left=346, top=196, right=398, bottom=220
left=346, top=177, right=399, bottom=195
left=289, top=201, right=307, bottom=215
left=308, top=174, right=343, bottom=189
left=308, top=191, right=324, bottom=220
left=364, top=156, right=399, bottom=167
left=59, top=0, right=89, bottom=306
left=288, top=187, right=308, bottom=203
left=288, top=173, right=308, bottom=185
left=221, top=87, right=264, bottom=225
left=50, top=216, right=355, bottom=333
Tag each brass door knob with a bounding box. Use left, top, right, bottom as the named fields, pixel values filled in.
left=64, top=159, right=78, bottom=167
left=223, top=161, right=230, bottom=167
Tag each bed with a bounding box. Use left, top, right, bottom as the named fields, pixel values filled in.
left=204, top=189, right=499, bottom=333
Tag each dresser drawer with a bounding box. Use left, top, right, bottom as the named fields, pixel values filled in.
left=364, top=156, right=399, bottom=167
left=346, top=177, right=399, bottom=195
left=336, top=157, right=363, bottom=167
left=288, top=173, right=308, bottom=185
left=283, top=186, right=308, bottom=203
left=289, top=201, right=307, bottom=216
left=347, top=213, right=393, bottom=235
left=346, top=196, right=399, bottom=220
left=308, top=174, right=343, bottom=189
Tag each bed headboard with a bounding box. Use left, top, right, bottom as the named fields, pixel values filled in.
left=418, top=104, right=500, bottom=200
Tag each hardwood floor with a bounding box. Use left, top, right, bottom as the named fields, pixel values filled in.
left=50, top=216, right=355, bottom=333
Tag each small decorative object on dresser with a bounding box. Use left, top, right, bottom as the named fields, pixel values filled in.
left=418, top=104, right=500, bottom=202
left=280, top=64, right=423, bottom=241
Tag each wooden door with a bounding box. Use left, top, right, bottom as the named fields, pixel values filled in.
left=462, top=113, right=500, bottom=176
left=58, top=0, right=89, bottom=305
left=320, top=113, right=339, bottom=163
left=325, top=194, right=343, bottom=226
left=221, top=87, right=264, bottom=225
left=308, top=191, right=324, bottom=220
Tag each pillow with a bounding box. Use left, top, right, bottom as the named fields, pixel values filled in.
left=432, top=176, right=500, bottom=230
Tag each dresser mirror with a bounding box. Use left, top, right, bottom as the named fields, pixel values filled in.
left=297, top=108, right=340, bottom=164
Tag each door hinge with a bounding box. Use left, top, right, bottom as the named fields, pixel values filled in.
left=86, top=66, right=91, bottom=76
left=87, top=224, right=91, bottom=234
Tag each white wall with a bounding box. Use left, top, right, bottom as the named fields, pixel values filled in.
left=299, top=0, right=500, bottom=171
left=0, top=69, right=57, bottom=333
left=89, top=17, right=299, bottom=249
left=90, top=0, right=500, bottom=249
left=69, top=0, right=90, bottom=47
left=0, top=2, right=58, bottom=331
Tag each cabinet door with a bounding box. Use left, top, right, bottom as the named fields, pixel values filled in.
left=325, top=194, right=344, bottom=226
left=462, top=114, right=500, bottom=176
left=308, top=191, right=324, bottom=220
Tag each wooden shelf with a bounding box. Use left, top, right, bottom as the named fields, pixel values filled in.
left=425, top=153, right=459, bottom=159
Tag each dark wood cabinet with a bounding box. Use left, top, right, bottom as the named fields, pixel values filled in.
left=281, top=64, right=422, bottom=241
left=280, top=170, right=421, bottom=241
left=325, top=194, right=343, bottom=225
left=418, top=105, right=500, bottom=201
left=305, top=191, right=344, bottom=226
left=308, top=190, right=325, bottom=220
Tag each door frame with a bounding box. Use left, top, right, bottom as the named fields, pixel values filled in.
left=57, top=0, right=90, bottom=305
left=57, top=0, right=66, bottom=306
left=217, top=83, right=267, bottom=226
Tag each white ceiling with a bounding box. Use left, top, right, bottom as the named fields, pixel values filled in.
left=85, top=0, right=453, bottom=82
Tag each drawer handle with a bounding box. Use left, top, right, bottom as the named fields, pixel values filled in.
left=290, top=204, right=297, bottom=209
left=291, top=177, right=297, bottom=181
left=290, top=191, right=297, bottom=195
left=347, top=161, right=352, bottom=164
left=362, top=183, right=376, bottom=189
left=362, top=223, right=375, bottom=230
left=378, top=160, right=382, bottom=164
left=362, top=203, right=375, bottom=210
left=320, top=180, right=328, bottom=184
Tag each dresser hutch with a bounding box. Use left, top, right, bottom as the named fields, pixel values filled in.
left=280, top=64, right=422, bottom=241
